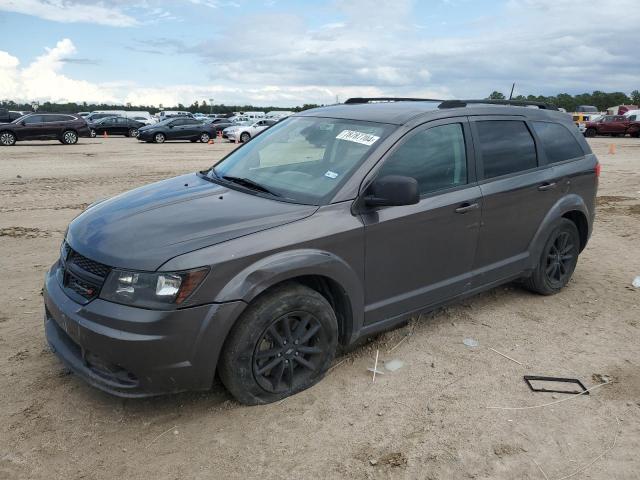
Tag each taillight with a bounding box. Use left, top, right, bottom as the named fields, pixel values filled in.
left=595, top=162, right=601, bottom=178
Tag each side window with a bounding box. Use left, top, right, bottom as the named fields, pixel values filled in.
left=629, top=115, right=637, bottom=121
left=377, top=123, right=468, bottom=195
left=532, top=122, right=583, bottom=163
left=23, top=115, right=43, bottom=124
left=476, top=120, right=537, bottom=179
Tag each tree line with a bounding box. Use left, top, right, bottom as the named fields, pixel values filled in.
left=0, top=99, right=321, bottom=115
left=487, top=90, right=640, bottom=111
left=2, top=91, right=639, bottom=114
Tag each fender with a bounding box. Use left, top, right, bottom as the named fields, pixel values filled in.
left=528, top=193, right=590, bottom=269
left=214, top=248, right=365, bottom=343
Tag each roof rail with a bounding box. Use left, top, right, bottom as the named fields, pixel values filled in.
left=438, top=99, right=559, bottom=110
left=344, top=97, right=444, bottom=104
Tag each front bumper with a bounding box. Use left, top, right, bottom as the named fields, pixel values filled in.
left=44, top=265, right=246, bottom=397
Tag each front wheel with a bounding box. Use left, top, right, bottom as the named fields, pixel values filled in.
left=240, top=132, right=251, bottom=143
left=219, top=283, right=338, bottom=405
left=90, top=129, right=96, bottom=138
left=61, top=130, right=78, bottom=145
left=585, top=128, right=596, bottom=137
left=154, top=132, right=166, bottom=143
left=0, top=131, right=16, bottom=146
left=524, top=218, right=580, bottom=295
left=200, top=132, right=210, bottom=143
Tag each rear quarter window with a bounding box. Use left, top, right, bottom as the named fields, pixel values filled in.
left=476, top=120, right=537, bottom=179
left=532, top=121, right=584, bottom=163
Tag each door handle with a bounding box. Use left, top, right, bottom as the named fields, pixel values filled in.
left=455, top=202, right=479, bottom=214
left=538, top=182, right=557, bottom=191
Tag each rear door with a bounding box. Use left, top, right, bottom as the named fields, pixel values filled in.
left=470, top=117, right=558, bottom=284
left=362, top=119, right=481, bottom=324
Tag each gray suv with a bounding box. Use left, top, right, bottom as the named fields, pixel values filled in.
left=44, top=98, right=598, bottom=404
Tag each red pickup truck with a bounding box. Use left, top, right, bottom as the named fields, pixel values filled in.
left=584, top=115, right=640, bottom=137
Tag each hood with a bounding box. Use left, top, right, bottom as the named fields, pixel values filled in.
left=66, top=173, right=318, bottom=271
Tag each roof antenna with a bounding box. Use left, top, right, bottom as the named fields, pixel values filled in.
left=509, top=82, right=515, bottom=100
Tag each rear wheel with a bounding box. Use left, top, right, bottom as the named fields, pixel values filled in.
left=61, top=130, right=78, bottom=145
left=585, top=128, right=597, bottom=137
left=0, top=131, right=16, bottom=146
left=90, top=129, right=96, bottom=138
left=154, top=132, right=166, bottom=143
left=219, top=283, right=338, bottom=405
left=128, top=128, right=138, bottom=138
left=524, top=218, right=580, bottom=295
left=200, top=132, right=210, bottom=143
left=240, top=132, right=251, bottom=143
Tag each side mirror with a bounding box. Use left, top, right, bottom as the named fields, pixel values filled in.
left=365, top=175, right=419, bottom=207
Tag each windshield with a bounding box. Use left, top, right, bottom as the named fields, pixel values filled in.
left=209, top=116, right=394, bottom=204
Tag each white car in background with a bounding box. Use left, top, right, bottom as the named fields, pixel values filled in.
left=223, top=119, right=278, bottom=143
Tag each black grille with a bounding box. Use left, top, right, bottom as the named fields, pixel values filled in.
left=70, top=251, right=110, bottom=278
left=60, top=241, right=111, bottom=302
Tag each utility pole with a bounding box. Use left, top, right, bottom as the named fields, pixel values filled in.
left=209, top=98, right=214, bottom=114
left=509, top=83, right=515, bottom=100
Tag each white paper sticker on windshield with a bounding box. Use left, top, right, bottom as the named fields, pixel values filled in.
left=325, top=170, right=339, bottom=179
left=335, top=130, right=380, bottom=146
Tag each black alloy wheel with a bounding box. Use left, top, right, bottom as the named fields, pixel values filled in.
left=524, top=218, right=580, bottom=295
left=219, top=283, right=338, bottom=405
left=253, top=311, right=328, bottom=393
left=544, top=230, right=576, bottom=288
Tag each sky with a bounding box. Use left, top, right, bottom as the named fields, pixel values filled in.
left=0, top=0, right=638, bottom=108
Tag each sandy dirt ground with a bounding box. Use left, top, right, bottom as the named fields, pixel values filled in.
left=0, top=136, right=639, bottom=480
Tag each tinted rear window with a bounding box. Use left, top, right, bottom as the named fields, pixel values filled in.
left=476, top=121, right=537, bottom=179
left=532, top=122, right=583, bottom=163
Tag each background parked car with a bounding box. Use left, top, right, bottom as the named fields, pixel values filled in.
left=84, top=112, right=117, bottom=123
left=0, top=113, right=89, bottom=146
left=584, top=115, right=640, bottom=137
left=0, top=109, right=30, bottom=123
left=203, top=117, right=234, bottom=134
left=89, top=116, right=145, bottom=138
left=224, top=119, right=278, bottom=143
left=137, top=117, right=217, bottom=143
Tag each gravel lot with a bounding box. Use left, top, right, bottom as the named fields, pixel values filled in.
left=1, top=136, right=639, bottom=479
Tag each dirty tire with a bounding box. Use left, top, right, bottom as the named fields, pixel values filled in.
left=219, top=282, right=338, bottom=405
left=524, top=218, right=580, bottom=295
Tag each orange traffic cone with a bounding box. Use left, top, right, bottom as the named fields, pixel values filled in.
left=608, top=143, right=616, bottom=155
left=208, top=139, right=214, bottom=145
left=103, top=131, right=108, bottom=139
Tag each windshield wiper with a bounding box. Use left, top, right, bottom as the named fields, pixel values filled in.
left=221, top=175, right=281, bottom=197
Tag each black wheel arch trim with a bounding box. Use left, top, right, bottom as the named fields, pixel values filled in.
left=213, top=249, right=363, bottom=345
left=528, top=194, right=592, bottom=268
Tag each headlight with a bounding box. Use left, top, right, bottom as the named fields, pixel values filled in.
left=100, top=268, right=208, bottom=309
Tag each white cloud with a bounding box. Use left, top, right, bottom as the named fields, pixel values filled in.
left=0, top=0, right=138, bottom=27
left=1, top=39, right=118, bottom=103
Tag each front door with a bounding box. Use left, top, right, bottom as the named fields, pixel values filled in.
left=362, top=119, right=481, bottom=325
left=18, top=115, right=44, bottom=140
